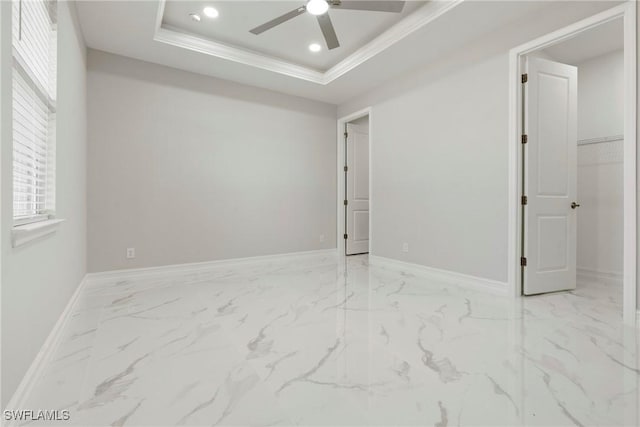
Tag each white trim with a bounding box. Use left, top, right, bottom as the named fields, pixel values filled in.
left=154, top=27, right=325, bottom=84
left=13, top=214, right=51, bottom=227
left=322, top=0, right=463, bottom=83
left=11, top=218, right=64, bottom=248
left=621, top=1, right=637, bottom=327
left=577, top=267, right=623, bottom=283
left=337, top=107, right=372, bottom=255
left=507, top=2, right=637, bottom=324
left=369, top=255, right=508, bottom=296
left=153, top=0, right=464, bottom=85
left=86, top=249, right=338, bottom=286
left=5, top=275, right=89, bottom=416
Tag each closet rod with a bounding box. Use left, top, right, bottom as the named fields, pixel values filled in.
left=577, top=134, right=623, bottom=146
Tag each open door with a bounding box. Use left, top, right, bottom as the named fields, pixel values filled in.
left=345, top=122, right=369, bottom=255
left=523, top=57, right=578, bottom=295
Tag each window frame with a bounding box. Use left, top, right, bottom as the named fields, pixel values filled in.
left=11, top=0, right=58, bottom=227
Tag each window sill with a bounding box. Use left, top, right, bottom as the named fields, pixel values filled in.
left=12, top=219, right=65, bottom=248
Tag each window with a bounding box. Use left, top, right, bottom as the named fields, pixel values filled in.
left=12, top=0, right=57, bottom=225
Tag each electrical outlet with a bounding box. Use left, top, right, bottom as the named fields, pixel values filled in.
left=402, top=243, right=409, bottom=253
left=126, top=248, right=136, bottom=259
left=319, top=234, right=325, bottom=242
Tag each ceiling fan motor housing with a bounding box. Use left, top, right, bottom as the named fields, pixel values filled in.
left=249, top=1, right=407, bottom=51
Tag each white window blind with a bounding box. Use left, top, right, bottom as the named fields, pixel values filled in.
left=12, top=0, right=57, bottom=224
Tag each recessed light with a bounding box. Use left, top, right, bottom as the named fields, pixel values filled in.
left=203, top=6, right=219, bottom=18
left=306, top=0, right=329, bottom=16
left=309, top=43, right=322, bottom=53
left=189, top=13, right=201, bottom=22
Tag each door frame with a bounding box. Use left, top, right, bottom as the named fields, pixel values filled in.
left=507, top=1, right=637, bottom=323
left=336, top=107, right=372, bottom=256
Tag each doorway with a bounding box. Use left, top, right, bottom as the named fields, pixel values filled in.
left=337, top=108, right=372, bottom=256
left=508, top=2, right=637, bottom=323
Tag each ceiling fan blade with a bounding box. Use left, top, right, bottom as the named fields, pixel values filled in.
left=333, top=1, right=406, bottom=13
left=317, top=13, right=340, bottom=50
left=249, top=6, right=306, bottom=35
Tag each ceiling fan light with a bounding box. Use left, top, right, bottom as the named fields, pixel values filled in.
left=307, top=0, right=329, bottom=16
left=203, top=6, right=219, bottom=18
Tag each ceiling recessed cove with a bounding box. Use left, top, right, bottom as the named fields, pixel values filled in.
left=155, top=1, right=463, bottom=84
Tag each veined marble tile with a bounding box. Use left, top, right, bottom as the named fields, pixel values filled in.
left=12, top=254, right=639, bottom=426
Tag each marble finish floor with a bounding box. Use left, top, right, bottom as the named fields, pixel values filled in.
left=15, top=254, right=640, bottom=426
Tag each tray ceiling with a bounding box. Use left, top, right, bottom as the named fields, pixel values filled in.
left=75, top=1, right=619, bottom=104
left=161, top=1, right=426, bottom=72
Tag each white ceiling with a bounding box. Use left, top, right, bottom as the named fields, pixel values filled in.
left=162, top=1, right=425, bottom=71
left=75, top=1, right=616, bottom=105
left=540, top=17, right=623, bottom=65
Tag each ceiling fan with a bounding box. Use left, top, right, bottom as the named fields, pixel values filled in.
left=249, top=0, right=406, bottom=50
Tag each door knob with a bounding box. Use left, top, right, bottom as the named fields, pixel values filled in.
left=571, top=202, right=580, bottom=209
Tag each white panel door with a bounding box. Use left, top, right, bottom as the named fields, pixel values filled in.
left=524, top=57, right=578, bottom=295
left=346, top=123, right=369, bottom=255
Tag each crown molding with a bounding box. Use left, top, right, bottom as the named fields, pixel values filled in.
left=154, top=26, right=326, bottom=83
left=153, top=0, right=464, bottom=85
left=324, top=0, right=463, bottom=81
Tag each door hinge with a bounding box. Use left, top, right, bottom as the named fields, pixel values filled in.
left=520, top=257, right=527, bottom=267
left=521, top=134, right=528, bottom=144
left=344, top=233, right=348, bottom=240
left=521, top=73, right=528, bottom=83
left=344, top=132, right=348, bottom=138
left=521, top=195, right=528, bottom=205
left=344, top=200, right=348, bottom=206
left=344, top=166, right=348, bottom=172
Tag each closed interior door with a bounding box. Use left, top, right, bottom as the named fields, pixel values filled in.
left=345, top=122, right=369, bottom=255
left=523, top=57, right=578, bottom=295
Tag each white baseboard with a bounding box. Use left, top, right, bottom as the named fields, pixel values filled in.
left=577, top=267, right=623, bottom=283
left=85, top=248, right=338, bottom=286
left=369, top=255, right=508, bottom=296
left=5, top=275, right=89, bottom=415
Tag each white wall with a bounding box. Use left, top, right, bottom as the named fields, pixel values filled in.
left=637, top=3, right=640, bottom=309
left=1, top=1, right=87, bottom=405
left=337, top=1, right=618, bottom=283
left=578, top=50, right=625, bottom=141
left=576, top=50, right=624, bottom=277
left=87, top=50, right=337, bottom=272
